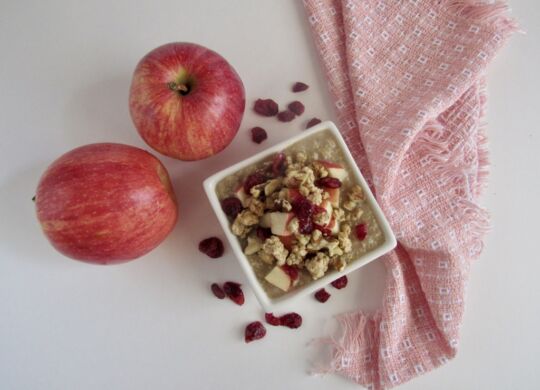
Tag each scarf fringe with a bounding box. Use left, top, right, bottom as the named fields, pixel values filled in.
left=310, top=312, right=375, bottom=375
left=475, top=126, right=490, bottom=197
left=447, top=1, right=520, bottom=34
left=475, top=78, right=490, bottom=198
left=415, top=120, right=491, bottom=257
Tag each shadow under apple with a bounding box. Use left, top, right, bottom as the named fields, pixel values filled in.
left=158, top=163, right=247, bottom=289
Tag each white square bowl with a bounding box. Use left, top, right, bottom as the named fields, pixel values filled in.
left=203, top=121, right=396, bottom=311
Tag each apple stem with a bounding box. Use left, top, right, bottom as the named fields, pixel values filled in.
left=168, top=82, right=189, bottom=95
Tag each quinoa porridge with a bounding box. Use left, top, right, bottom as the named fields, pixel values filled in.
left=216, top=130, right=384, bottom=299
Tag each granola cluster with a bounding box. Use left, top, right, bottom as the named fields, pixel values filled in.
left=224, top=151, right=366, bottom=282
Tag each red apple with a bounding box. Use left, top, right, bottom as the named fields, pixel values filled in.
left=35, top=143, right=178, bottom=264
left=129, top=42, right=245, bottom=161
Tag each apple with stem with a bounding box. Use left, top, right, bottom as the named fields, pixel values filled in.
left=129, top=42, right=245, bottom=161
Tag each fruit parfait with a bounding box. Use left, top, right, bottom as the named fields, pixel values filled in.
left=216, top=129, right=385, bottom=299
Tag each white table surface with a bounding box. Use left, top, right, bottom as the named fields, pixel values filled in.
left=1, top=1, right=539, bottom=389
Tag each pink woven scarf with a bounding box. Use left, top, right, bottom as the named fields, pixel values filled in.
left=303, top=1, right=516, bottom=388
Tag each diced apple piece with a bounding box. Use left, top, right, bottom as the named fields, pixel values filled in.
left=260, top=213, right=272, bottom=228
left=265, top=266, right=293, bottom=292
left=285, top=188, right=301, bottom=202
left=281, top=264, right=299, bottom=283
left=234, top=184, right=249, bottom=207
left=325, top=217, right=340, bottom=235
left=317, top=160, right=348, bottom=181
left=322, top=200, right=333, bottom=215
left=317, top=160, right=342, bottom=168
left=318, top=200, right=333, bottom=225
left=278, top=235, right=295, bottom=250
left=328, top=167, right=348, bottom=181
left=325, top=188, right=340, bottom=208
left=316, top=160, right=342, bottom=169
left=269, top=212, right=294, bottom=236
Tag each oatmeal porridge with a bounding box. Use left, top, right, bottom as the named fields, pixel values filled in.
left=216, top=130, right=384, bottom=298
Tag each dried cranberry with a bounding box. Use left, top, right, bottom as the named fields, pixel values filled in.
left=254, top=99, right=278, bottom=116
left=211, top=283, right=225, bottom=299
left=265, top=312, right=281, bottom=326
left=271, top=152, right=287, bottom=177
left=221, top=197, right=243, bottom=218
left=331, top=276, right=348, bottom=289
left=355, top=223, right=368, bottom=241
left=292, top=196, right=316, bottom=234
left=279, top=313, right=303, bottom=329
left=245, top=321, right=266, bottom=343
left=306, top=118, right=322, bottom=129
left=281, top=265, right=299, bottom=281
left=223, top=281, right=245, bottom=305
left=198, top=237, right=224, bottom=258
left=288, top=101, right=305, bottom=116
left=315, top=177, right=342, bottom=188
left=292, top=82, right=309, bottom=92
left=244, top=172, right=267, bottom=194
left=313, top=204, right=326, bottom=214
left=314, top=288, right=331, bottom=303
left=250, top=127, right=268, bottom=144
left=277, top=110, right=295, bottom=122
left=256, top=227, right=272, bottom=241
left=300, top=220, right=314, bottom=234
left=292, top=196, right=313, bottom=219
